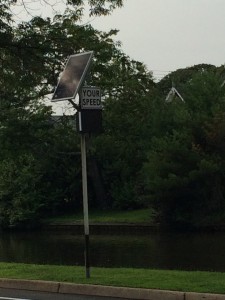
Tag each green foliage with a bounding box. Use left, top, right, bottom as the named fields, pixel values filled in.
left=0, top=154, right=44, bottom=227
left=158, top=64, right=217, bottom=95
left=2, top=0, right=225, bottom=229
left=0, top=0, right=127, bottom=227
left=142, top=67, right=225, bottom=228
left=0, top=115, right=82, bottom=227
left=92, top=62, right=155, bottom=209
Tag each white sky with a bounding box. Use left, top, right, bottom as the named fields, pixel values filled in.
left=90, top=0, right=225, bottom=81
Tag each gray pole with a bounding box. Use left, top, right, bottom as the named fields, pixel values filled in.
left=81, top=133, right=90, bottom=278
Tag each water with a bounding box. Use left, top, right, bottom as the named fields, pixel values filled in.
left=0, top=230, right=225, bottom=271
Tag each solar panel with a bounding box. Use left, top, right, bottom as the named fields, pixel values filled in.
left=52, top=51, right=93, bottom=102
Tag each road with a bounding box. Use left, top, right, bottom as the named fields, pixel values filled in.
left=0, top=288, right=126, bottom=300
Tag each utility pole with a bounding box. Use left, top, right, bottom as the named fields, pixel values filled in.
left=51, top=52, right=102, bottom=279
left=80, top=133, right=90, bottom=278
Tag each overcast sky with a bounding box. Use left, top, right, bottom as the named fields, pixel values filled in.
left=90, top=0, right=225, bottom=81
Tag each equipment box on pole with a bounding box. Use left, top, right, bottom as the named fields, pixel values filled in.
left=76, top=109, right=102, bottom=134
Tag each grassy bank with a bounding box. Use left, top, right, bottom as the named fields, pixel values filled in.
left=46, top=208, right=156, bottom=224
left=0, top=262, right=225, bottom=294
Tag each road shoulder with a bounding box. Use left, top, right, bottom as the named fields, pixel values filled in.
left=0, top=278, right=224, bottom=300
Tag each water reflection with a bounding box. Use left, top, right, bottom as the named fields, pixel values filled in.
left=0, top=230, right=225, bottom=271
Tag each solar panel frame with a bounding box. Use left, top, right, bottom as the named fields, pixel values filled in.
left=52, top=51, right=93, bottom=102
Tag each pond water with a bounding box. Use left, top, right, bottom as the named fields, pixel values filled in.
left=0, top=230, right=225, bottom=271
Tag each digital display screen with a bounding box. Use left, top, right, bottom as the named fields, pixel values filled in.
left=52, top=52, right=93, bottom=102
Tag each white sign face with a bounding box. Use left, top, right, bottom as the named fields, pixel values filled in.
left=80, top=87, right=101, bottom=109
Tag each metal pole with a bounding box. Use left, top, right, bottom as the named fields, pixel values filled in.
left=80, top=133, right=90, bottom=278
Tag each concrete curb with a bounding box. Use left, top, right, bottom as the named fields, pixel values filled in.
left=0, top=278, right=224, bottom=300
left=186, top=292, right=225, bottom=300
left=59, top=282, right=184, bottom=300
left=0, top=278, right=59, bottom=293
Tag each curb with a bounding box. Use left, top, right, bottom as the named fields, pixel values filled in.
left=59, top=282, right=183, bottom=300
left=0, top=278, right=59, bottom=293
left=0, top=279, right=224, bottom=300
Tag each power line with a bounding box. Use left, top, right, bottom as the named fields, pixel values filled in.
left=152, top=69, right=172, bottom=81
left=152, top=69, right=173, bottom=73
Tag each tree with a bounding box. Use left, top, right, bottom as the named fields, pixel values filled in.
left=157, top=64, right=217, bottom=96
left=11, top=0, right=123, bottom=18
left=91, top=57, right=156, bottom=209
left=142, top=66, right=225, bottom=228
left=0, top=0, right=126, bottom=226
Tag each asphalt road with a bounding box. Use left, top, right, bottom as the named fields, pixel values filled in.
left=0, top=288, right=126, bottom=300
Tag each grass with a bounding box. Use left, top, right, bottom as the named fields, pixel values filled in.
left=46, top=208, right=156, bottom=224
left=0, top=262, right=225, bottom=294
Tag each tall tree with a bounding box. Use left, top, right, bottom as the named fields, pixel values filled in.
left=142, top=66, right=225, bottom=228
left=0, top=0, right=125, bottom=226
left=92, top=57, right=155, bottom=209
